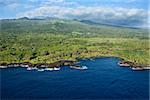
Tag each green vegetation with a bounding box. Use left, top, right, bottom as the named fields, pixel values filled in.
left=0, top=18, right=149, bottom=65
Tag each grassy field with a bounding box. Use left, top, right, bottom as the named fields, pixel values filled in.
left=0, top=18, right=149, bottom=65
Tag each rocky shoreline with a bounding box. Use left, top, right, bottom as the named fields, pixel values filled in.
left=118, top=60, right=150, bottom=71
left=0, top=58, right=149, bottom=71
left=0, top=60, right=88, bottom=70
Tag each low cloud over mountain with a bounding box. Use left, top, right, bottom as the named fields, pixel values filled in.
left=0, top=0, right=149, bottom=28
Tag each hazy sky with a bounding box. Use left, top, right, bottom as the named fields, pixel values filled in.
left=0, top=0, right=149, bottom=27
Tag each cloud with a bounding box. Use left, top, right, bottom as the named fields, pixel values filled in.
left=0, top=0, right=20, bottom=10
left=7, top=3, right=20, bottom=10
left=1, top=0, right=148, bottom=27
left=41, top=0, right=79, bottom=7
left=111, top=0, right=142, bottom=3
left=0, top=0, right=15, bottom=6
left=28, top=0, right=39, bottom=2
left=17, top=6, right=148, bottom=27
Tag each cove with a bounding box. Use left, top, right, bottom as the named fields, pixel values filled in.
left=1, top=57, right=149, bottom=100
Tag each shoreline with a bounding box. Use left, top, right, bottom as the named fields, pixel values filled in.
left=0, top=57, right=149, bottom=71
left=0, top=60, right=88, bottom=70
left=118, top=60, right=150, bottom=71
left=0, top=60, right=76, bottom=68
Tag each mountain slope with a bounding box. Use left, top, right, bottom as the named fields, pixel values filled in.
left=1, top=18, right=148, bottom=38
left=0, top=18, right=149, bottom=65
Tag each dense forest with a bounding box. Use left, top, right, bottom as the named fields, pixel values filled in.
left=0, top=18, right=149, bottom=65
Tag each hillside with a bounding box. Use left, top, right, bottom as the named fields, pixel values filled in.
left=1, top=18, right=148, bottom=38
left=0, top=18, right=149, bottom=65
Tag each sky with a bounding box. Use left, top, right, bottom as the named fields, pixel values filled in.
left=0, top=0, right=149, bottom=27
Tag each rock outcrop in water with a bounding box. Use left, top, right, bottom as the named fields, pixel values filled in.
left=118, top=60, right=150, bottom=71
left=70, top=65, right=88, bottom=70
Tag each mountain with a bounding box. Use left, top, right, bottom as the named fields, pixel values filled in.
left=18, top=17, right=30, bottom=20
left=80, top=20, right=143, bottom=29
left=0, top=17, right=149, bottom=65
left=1, top=17, right=148, bottom=38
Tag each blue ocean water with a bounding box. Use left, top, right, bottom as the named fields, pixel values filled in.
left=0, top=57, right=149, bottom=100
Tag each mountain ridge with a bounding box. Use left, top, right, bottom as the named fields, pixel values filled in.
left=1, top=17, right=147, bottom=29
